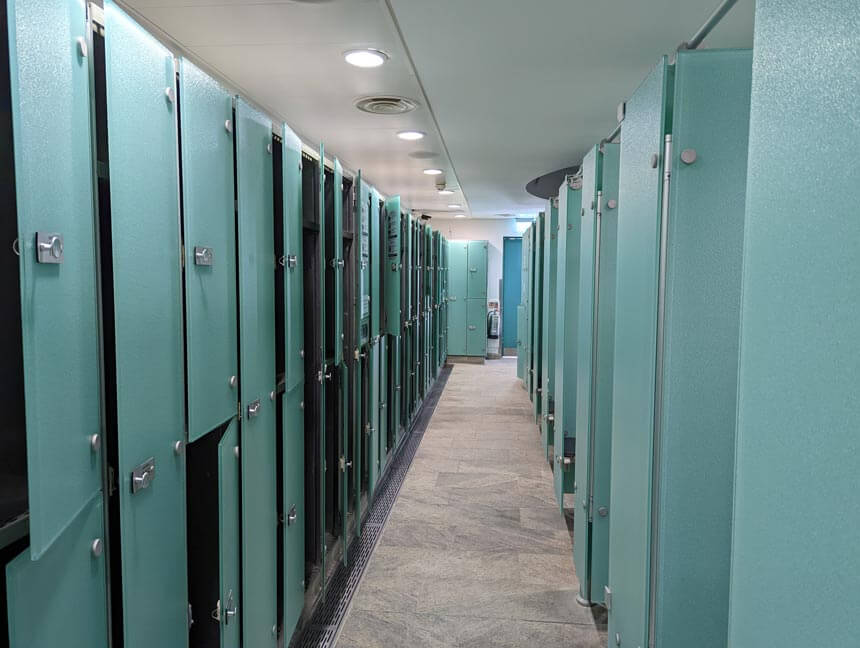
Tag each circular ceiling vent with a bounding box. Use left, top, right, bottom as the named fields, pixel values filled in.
left=355, top=96, right=419, bottom=115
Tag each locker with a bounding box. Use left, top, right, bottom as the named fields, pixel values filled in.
left=5, top=498, right=108, bottom=648
left=7, top=0, right=102, bottom=560
left=383, top=197, right=401, bottom=336
left=447, top=299, right=467, bottom=356
left=465, top=298, right=487, bottom=357
left=608, top=50, right=751, bottom=648
left=179, top=60, right=239, bottom=442
left=281, top=124, right=305, bottom=637
left=218, top=422, right=241, bottom=648
left=235, top=97, right=277, bottom=648
left=367, top=186, right=382, bottom=494
left=728, top=3, right=860, bottom=646
left=540, top=199, right=558, bottom=459
left=332, top=159, right=344, bottom=365
left=573, top=142, right=620, bottom=607
left=103, top=4, right=189, bottom=646
left=520, top=227, right=531, bottom=391
left=516, top=305, right=525, bottom=379
left=553, top=185, right=581, bottom=507
left=466, top=240, right=488, bottom=299
left=530, top=216, right=544, bottom=421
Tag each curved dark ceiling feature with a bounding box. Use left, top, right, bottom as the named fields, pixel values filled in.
left=526, top=166, right=579, bottom=200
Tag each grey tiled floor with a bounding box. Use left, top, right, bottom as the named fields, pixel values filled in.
left=336, top=358, right=608, bottom=647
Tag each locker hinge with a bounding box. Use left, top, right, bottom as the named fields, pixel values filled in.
left=587, top=495, right=594, bottom=522
left=181, top=244, right=185, bottom=268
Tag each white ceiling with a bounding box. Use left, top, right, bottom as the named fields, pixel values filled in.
left=120, top=0, right=755, bottom=218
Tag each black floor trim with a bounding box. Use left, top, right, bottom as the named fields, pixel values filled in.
left=291, top=365, right=453, bottom=648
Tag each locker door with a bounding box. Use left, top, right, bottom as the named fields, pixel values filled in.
left=466, top=240, right=488, bottom=299
left=531, top=217, right=544, bottom=420
left=516, top=305, right=525, bottom=379
left=541, top=200, right=558, bottom=457
left=465, top=298, right=486, bottom=357
left=332, top=159, right=344, bottom=365
left=281, top=124, right=305, bottom=638
left=573, top=147, right=600, bottom=597
left=283, top=126, right=304, bottom=392
left=8, top=0, right=102, bottom=560
left=607, top=57, right=671, bottom=648
left=235, top=98, right=277, bottom=648
left=447, top=241, right=468, bottom=355
left=368, top=188, right=381, bottom=494
left=179, top=60, right=238, bottom=442
left=383, top=197, right=401, bottom=335
left=103, top=5, right=188, bottom=647
left=447, top=300, right=466, bottom=356
left=317, top=144, right=327, bottom=582
left=218, top=421, right=240, bottom=648
left=553, top=185, right=581, bottom=511
left=6, top=498, right=108, bottom=647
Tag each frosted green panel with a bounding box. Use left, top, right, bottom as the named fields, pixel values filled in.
left=6, top=498, right=107, bottom=648
left=8, top=0, right=101, bottom=560
left=466, top=240, right=487, bottom=299
left=607, top=57, right=670, bottom=648
left=540, top=202, right=558, bottom=455
left=218, top=421, right=240, bottom=648
left=553, top=186, right=580, bottom=507
left=653, top=49, right=751, bottom=648
left=530, top=217, right=543, bottom=420
left=729, top=3, right=860, bottom=646
left=465, top=298, right=486, bottom=357
left=103, top=5, right=188, bottom=647
left=516, top=305, right=525, bottom=379
left=447, top=300, right=466, bottom=356
left=333, top=158, right=344, bottom=365
left=283, top=124, right=304, bottom=392
left=282, top=385, right=305, bottom=638
left=179, top=59, right=238, bottom=441
left=383, top=196, right=401, bottom=335
left=235, top=97, right=277, bottom=648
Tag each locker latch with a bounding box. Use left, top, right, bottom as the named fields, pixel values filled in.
left=286, top=254, right=297, bottom=268
left=131, top=457, right=156, bottom=494
left=194, top=246, right=214, bottom=266
left=287, top=505, right=297, bottom=526
left=36, top=232, right=63, bottom=264
left=246, top=399, right=261, bottom=419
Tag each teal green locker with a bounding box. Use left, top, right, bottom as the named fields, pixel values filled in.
left=332, top=159, right=344, bottom=365
left=540, top=200, right=558, bottom=457
left=573, top=143, right=620, bottom=607
left=383, top=197, right=401, bottom=336
left=283, top=125, right=304, bottom=393
left=8, top=0, right=102, bottom=560
left=447, top=299, right=467, bottom=355
left=446, top=241, right=468, bottom=354
left=520, top=226, right=531, bottom=390
left=218, top=421, right=240, bottom=648
left=729, top=3, right=859, bottom=646
left=315, top=144, right=327, bottom=584
left=608, top=51, right=751, bottom=648
left=516, top=305, right=525, bottom=379
left=103, top=5, right=188, bottom=646
left=466, top=240, right=487, bottom=299
left=530, top=216, right=544, bottom=422
left=179, top=60, right=238, bottom=442
left=465, top=298, right=486, bottom=357
left=553, top=185, right=581, bottom=506
left=377, top=337, right=388, bottom=473
left=281, top=125, right=305, bottom=637
left=367, top=187, right=382, bottom=494
left=235, top=98, right=277, bottom=647
left=6, top=498, right=108, bottom=647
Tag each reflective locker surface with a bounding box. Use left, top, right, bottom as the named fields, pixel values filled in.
left=540, top=200, right=558, bottom=460
left=104, top=3, right=189, bottom=646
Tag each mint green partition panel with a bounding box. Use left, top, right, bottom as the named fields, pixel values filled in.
left=553, top=185, right=581, bottom=505
left=179, top=60, right=238, bottom=442
left=104, top=5, right=188, bottom=646
left=8, top=0, right=102, bottom=560
left=729, top=3, right=860, bottom=646
left=383, top=197, right=401, bottom=336
left=6, top=498, right=107, bottom=647
left=530, top=216, right=544, bottom=420
left=466, top=240, right=487, bottom=299
left=235, top=98, right=277, bottom=648
left=447, top=241, right=468, bottom=355
left=573, top=142, right=620, bottom=606
left=281, top=125, right=305, bottom=637
left=609, top=51, right=751, bottom=648
left=606, top=58, right=671, bottom=648
left=540, top=201, right=558, bottom=455
left=218, top=421, right=240, bottom=648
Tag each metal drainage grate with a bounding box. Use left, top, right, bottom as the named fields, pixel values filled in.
left=291, top=366, right=452, bottom=648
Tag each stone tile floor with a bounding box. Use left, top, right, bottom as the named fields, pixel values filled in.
left=336, top=358, right=608, bottom=647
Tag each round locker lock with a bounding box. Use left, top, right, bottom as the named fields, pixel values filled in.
left=300, top=401, right=305, bottom=410
left=233, top=446, right=240, bottom=459
left=90, top=433, right=101, bottom=453
left=164, top=87, right=175, bottom=104
left=91, top=538, right=103, bottom=558
left=607, top=199, right=618, bottom=210
left=229, top=375, right=238, bottom=388
left=270, top=390, right=275, bottom=401
left=267, top=142, right=273, bottom=154
left=174, top=440, right=185, bottom=456
left=616, top=632, right=621, bottom=646
left=598, top=506, right=608, bottom=517
left=225, top=119, right=233, bottom=134
left=681, top=148, right=698, bottom=165
left=76, top=37, right=88, bottom=59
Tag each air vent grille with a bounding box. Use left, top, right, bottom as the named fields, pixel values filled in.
left=355, top=96, right=418, bottom=115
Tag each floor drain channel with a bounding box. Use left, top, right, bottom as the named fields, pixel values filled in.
left=291, top=365, right=452, bottom=648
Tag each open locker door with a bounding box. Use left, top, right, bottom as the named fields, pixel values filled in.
left=8, top=0, right=102, bottom=561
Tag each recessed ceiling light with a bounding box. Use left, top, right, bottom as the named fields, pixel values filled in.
left=447, top=204, right=461, bottom=209
left=423, top=168, right=443, bottom=175
left=438, top=189, right=454, bottom=195
left=397, top=130, right=425, bottom=141
left=454, top=214, right=466, bottom=218
left=344, top=49, right=389, bottom=68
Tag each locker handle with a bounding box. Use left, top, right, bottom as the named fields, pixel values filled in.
left=287, top=505, right=298, bottom=526
left=469, top=267, right=477, bottom=272
left=468, top=325, right=476, bottom=331
left=246, top=399, right=261, bottom=419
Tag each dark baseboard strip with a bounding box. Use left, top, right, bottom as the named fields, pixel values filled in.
left=291, top=365, right=453, bottom=648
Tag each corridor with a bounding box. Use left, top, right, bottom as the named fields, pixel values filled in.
left=336, top=359, right=608, bottom=647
